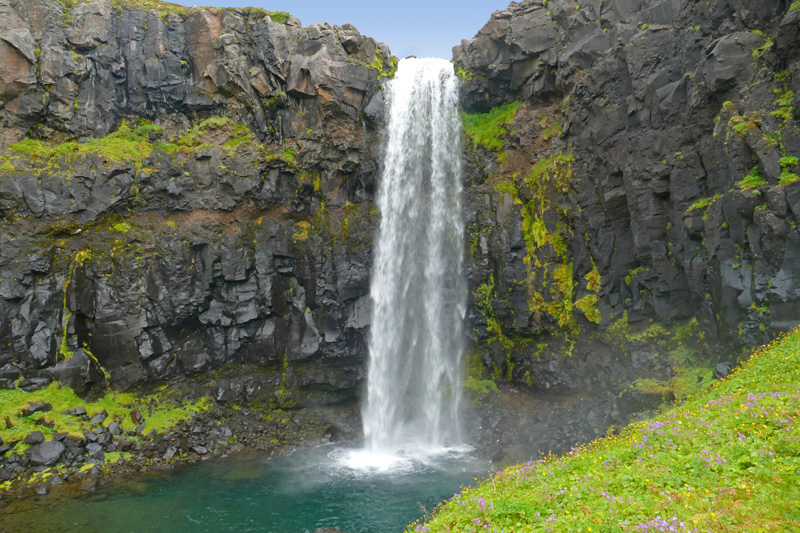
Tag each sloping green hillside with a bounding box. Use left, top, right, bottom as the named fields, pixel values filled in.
left=413, top=329, right=800, bottom=532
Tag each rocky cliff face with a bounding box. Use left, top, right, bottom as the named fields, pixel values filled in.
left=1, top=0, right=799, bottom=445
left=455, top=0, right=800, bottom=386
left=0, top=0, right=394, bottom=405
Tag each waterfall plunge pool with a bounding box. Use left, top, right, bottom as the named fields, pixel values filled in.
left=2, top=444, right=489, bottom=533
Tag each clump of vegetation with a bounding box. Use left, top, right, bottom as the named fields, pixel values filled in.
left=369, top=49, right=398, bottom=79
left=520, top=154, right=578, bottom=328
left=106, top=0, right=291, bottom=23
left=574, top=293, right=600, bottom=324
left=688, top=194, right=720, bottom=212
left=412, top=327, right=800, bottom=532
left=461, top=101, right=523, bottom=151
left=464, top=350, right=500, bottom=399
left=158, top=116, right=254, bottom=154
left=0, top=383, right=213, bottom=450
left=111, top=221, right=132, bottom=234
left=771, top=71, right=794, bottom=123
left=688, top=193, right=722, bottom=220
left=738, top=165, right=767, bottom=190
left=540, top=118, right=563, bottom=141
left=625, top=266, right=650, bottom=286
left=454, top=65, right=474, bottom=82
left=778, top=155, right=799, bottom=186
left=5, top=120, right=157, bottom=167
left=292, top=220, right=312, bottom=241
left=474, top=275, right=514, bottom=355
left=751, top=30, right=774, bottom=60
left=728, top=112, right=762, bottom=137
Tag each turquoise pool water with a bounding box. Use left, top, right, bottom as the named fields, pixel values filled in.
left=2, top=444, right=488, bottom=533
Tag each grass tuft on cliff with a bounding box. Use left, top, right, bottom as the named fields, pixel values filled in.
left=6, top=120, right=156, bottom=166
left=461, top=101, right=522, bottom=151
left=0, top=117, right=259, bottom=174
left=411, top=328, right=800, bottom=532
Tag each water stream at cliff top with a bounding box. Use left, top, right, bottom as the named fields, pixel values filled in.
left=340, top=57, right=467, bottom=471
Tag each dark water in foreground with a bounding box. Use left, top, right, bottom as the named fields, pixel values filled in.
left=2, top=445, right=488, bottom=533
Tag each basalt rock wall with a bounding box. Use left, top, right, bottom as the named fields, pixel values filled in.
left=456, top=0, right=800, bottom=387
left=0, top=0, right=392, bottom=404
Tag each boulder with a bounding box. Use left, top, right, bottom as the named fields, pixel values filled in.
left=29, top=440, right=65, bottom=466
left=23, top=431, right=44, bottom=445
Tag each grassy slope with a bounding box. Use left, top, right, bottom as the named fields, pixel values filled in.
left=1, top=384, right=212, bottom=456
left=413, top=329, right=800, bottom=532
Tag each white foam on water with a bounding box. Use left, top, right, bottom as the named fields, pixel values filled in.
left=327, top=444, right=475, bottom=478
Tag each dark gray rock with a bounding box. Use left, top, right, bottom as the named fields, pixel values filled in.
left=21, top=402, right=52, bottom=415
left=89, top=411, right=107, bottom=425
left=49, top=349, right=106, bottom=395
left=29, top=440, right=65, bottom=466
left=713, top=361, right=731, bottom=380
left=23, top=431, right=44, bottom=445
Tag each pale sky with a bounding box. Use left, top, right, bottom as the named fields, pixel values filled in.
left=169, top=0, right=512, bottom=59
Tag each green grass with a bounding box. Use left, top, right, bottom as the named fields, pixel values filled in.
left=779, top=156, right=799, bottom=186
left=170, top=116, right=253, bottom=153
left=6, top=120, right=155, bottom=162
left=779, top=171, right=800, bottom=186
left=0, top=383, right=213, bottom=448
left=412, top=327, right=800, bottom=532
left=462, top=101, right=522, bottom=151
left=541, top=121, right=563, bottom=141
left=5, top=120, right=155, bottom=167
left=111, top=221, right=132, bottom=234
left=265, top=148, right=297, bottom=166
left=791, top=1, right=800, bottom=12
left=687, top=194, right=721, bottom=212
left=737, top=165, right=767, bottom=190
left=4, top=116, right=258, bottom=167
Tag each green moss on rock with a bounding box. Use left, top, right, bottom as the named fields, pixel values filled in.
left=461, top=101, right=522, bottom=151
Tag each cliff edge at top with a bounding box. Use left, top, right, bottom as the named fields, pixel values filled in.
left=0, top=0, right=395, bottom=147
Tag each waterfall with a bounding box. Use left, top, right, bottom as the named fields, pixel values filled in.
left=362, top=58, right=466, bottom=454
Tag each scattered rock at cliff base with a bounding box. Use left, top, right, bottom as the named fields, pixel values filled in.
left=713, top=361, right=732, bottom=380
left=29, top=440, right=66, bottom=466
left=23, top=431, right=44, bottom=445
left=49, top=349, right=106, bottom=395
left=130, top=410, right=144, bottom=426
left=20, top=402, right=52, bottom=416
left=89, top=411, right=107, bottom=425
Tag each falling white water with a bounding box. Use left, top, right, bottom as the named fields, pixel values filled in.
left=359, top=57, right=466, bottom=460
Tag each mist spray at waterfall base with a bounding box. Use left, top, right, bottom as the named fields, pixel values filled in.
left=334, top=57, right=470, bottom=473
